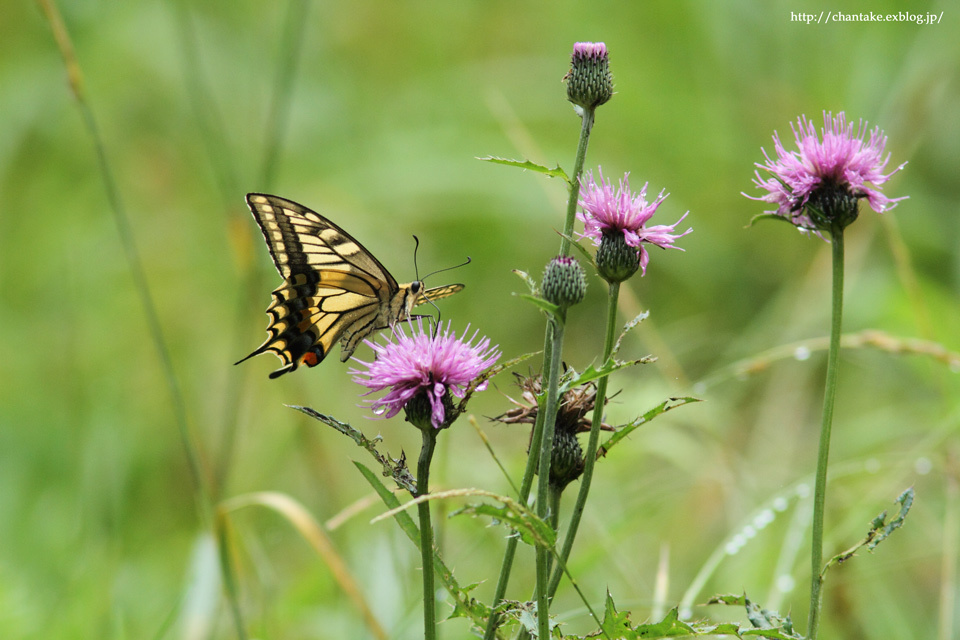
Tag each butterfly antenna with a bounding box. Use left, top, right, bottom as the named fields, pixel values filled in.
left=411, top=235, right=422, bottom=281
left=408, top=235, right=467, bottom=337
left=406, top=234, right=434, bottom=331
left=409, top=233, right=471, bottom=282
left=421, top=256, right=472, bottom=282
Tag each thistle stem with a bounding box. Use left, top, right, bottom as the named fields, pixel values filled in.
left=806, top=225, right=845, bottom=640
left=560, top=107, right=595, bottom=258
left=548, top=280, right=620, bottom=597
left=535, top=316, right=566, bottom=640
left=545, top=484, right=563, bottom=576
left=417, top=427, right=439, bottom=640
left=483, top=102, right=596, bottom=640
left=481, top=329, right=553, bottom=640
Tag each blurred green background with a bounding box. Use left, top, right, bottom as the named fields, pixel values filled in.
left=1, top=0, right=958, bottom=638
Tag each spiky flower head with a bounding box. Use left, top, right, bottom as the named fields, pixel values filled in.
left=577, top=169, right=692, bottom=282
left=542, top=255, right=587, bottom=309
left=565, top=42, right=613, bottom=110
left=745, top=111, right=907, bottom=237
left=350, top=320, right=500, bottom=430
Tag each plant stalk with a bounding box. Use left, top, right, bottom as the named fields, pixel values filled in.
left=548, top=280, right=620, bottom=597
left=560, top=107, right=595, bottom=257
left=418, top=427, right=439, bottom=640
left=806, top=225, right=845, bottom=640
left=483, top=102, right=596, bottom=640
left=535, top=317, right=566, bottom=640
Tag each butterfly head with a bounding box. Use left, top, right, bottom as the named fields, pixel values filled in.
left=407, top=280, right=425, bottom=309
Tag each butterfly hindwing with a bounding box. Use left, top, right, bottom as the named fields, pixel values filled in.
left=237, top=193, right=463, bottom=378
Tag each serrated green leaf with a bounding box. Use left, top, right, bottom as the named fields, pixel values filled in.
left=479, top=156, right=570, bottom=182
left=740, top=629, right=802, bottom=639
left=702, top=594, right=802, bottom=638
left=519, top=293, right=563, bottom=320
left=705, top=622, right=744, bottom=634
left=597, top=397, right=701, bottom=458
left=517, top=607, right=538, bottom=635
left=612, top=310, right=650, bottom=357
left=601, top=591, right=637, bottom=639
left=706, top=593, right=746, bottom=607
left=559, top=355, right=656, bottom=393
left=634, top=607, right=696, bottom=637
left=293, top=407, right=417, bottom=494
left=451, top=501, right=556, bottom=549
left=823, top=486, right=914, bottom=577
left=869, top=487, right=913, bottom=550
left=513, top=269, right=539, bottom=295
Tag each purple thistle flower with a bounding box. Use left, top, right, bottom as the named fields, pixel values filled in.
left=577, top=169, right=692, bottom=276
left=745, top=111, right=907, bottom=236
left=350, top=320, right=501, bottom=430
left=572, top=42, right=608, bottom=60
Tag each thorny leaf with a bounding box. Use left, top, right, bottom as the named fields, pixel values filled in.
left=822, top=487, right=914, bottom=578
left=597, top=397, right=702, bottom=458
left=451, top=500, right=556, bottom=549
left=567, top=594, right=803, bottom=639
left=706, top=593, right=802, bottom=639
left=519, top=293, right=563, bottom=321
left=559, top=355, right=656, bottom=393
left=290, top=406, right=416, bottom=494
left=600, top=591, right=637, bottom=639
left=479, top=156, right=571, bottom=183
left=612, top=311, right=650, bottom=357
left=513, top=269, right=540, bottom=296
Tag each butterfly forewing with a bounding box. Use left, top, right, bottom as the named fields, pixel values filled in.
left=237, top=193, right=463, bottom=378
left=245, top=193, right=395, bottom=284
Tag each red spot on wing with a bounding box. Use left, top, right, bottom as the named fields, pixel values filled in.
left=301, top=349, right=321, bottom=367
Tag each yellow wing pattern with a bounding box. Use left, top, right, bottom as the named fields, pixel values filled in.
left=237, top=193, right=463, bottom=378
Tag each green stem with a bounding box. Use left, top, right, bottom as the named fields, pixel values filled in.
left=545, top=484, right=563, bottom=576
left=548, top=281, right=620, bottom=597
left=481, top=332, right=553, bottom=640
left=806, top=226, right=845, bottom=640
left=548, top=485, right=563, bottom=533
left=560, top=107, right=595, bottom=257
left=536, top=317, right=566, bottom=640
left=483, top=103, right=596, bottom=640
left=417, top=427, right=439, bottom=640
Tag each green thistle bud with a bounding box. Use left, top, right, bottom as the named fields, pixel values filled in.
left=542, top=255, right=586, bottom=309
left=595, top=232, right=640, bottom=283
left=565, top=42, right=613, bottom=110
left=549, top=429, right=585, bottom=492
